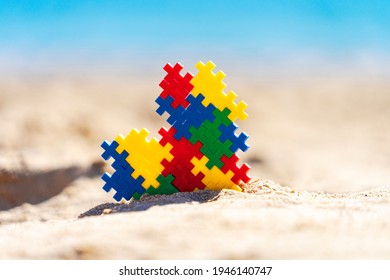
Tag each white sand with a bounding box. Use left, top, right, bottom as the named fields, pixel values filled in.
left=0, top=70, right=389, bottom=259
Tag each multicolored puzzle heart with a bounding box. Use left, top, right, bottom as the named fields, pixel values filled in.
left=101, top=61, right=251, bottom=201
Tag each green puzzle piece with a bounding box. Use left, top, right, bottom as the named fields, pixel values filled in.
left=189, top=107, right=234, bottom=169
left=133, top=174, right=178, bottom=200
left=212, top=107, right=232, bottom=127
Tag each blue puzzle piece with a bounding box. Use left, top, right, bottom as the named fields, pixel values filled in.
left=155, top=95, right=185, bottom=126
left=218, top=122, right=249, bottom=153
left=184, top=94, right=216, bottom=128
left=101, top=140, right=129, bottom=170
left=102, top=165, right=146, bottom=201
left=171, top=94, right=216, bottom=141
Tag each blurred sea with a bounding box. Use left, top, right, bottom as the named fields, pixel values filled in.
left=1, top=0, right=390, bottom=77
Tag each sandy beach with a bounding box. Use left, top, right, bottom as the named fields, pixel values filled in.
left=0, top=64, right=389, bottom=259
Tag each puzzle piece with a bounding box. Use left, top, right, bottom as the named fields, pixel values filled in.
left=102, top=165, right=146, bottom=201
left=101, top=140, right=129, bottom=170
left=147, top=174, right=179, bottom=195
left=191, top=156, right=241, bottom=192
left=156, top=95, right=186, bottom=126
left=159, top=63, right=194, bottom=109
left=171, top=94, right=216, bottom=141
left=188, top=106, right=231, bottom=144
left=115, top=128, right=173, bottom=189
left=162, top=158, right=206, bottom=192
left=190, top=61, right=248, bottom=122
left=132, top=174, right=179, bottom=200
left=189, top=107, right=234, bottom=169
left=220, top=154, right=251, bottom=184
left=218, top=122, right=249, bottom=153
left=159, top=126, right=206, bottom=191
left=157, top=93, right=216, bottom=141
left=159, top=127, right=203, bottom=162
left=191, top=61, right=226, bottom=98
left=101, top=140, right=149, bottom=200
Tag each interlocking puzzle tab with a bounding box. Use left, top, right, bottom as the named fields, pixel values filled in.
left=101, top=61, right=251, bottom=201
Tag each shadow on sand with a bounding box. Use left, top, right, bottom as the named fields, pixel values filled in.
left=79, top=190, right=222, bottom=218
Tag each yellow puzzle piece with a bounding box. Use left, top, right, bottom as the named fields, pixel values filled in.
left=115, top=128, right=173, bottom=189
left=191, top=156, right=242, bottom=192
left=190, top=61, right=248, bottom=122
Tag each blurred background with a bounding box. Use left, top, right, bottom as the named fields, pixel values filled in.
left=1, top=0, right=390, bottom=213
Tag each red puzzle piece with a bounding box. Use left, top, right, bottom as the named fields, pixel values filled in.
left=159, top=127, right=206, bottom=191
left=220, top=154, right=251, bottom=184
left=159, top=63, right=194, bottom=109
left=161, top=158, right=206, bottom=192
left=159, top=127, right=203, bottom=162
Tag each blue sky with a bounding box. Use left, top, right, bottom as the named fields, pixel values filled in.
left=1, top=0, right=390, bottom=72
